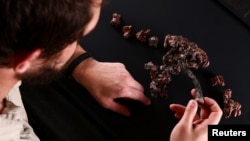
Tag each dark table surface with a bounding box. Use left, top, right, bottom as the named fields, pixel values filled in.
left=21, top=0, right=250, bottom=141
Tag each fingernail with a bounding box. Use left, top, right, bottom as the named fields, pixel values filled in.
left=188, top=100, right=197, bottom=108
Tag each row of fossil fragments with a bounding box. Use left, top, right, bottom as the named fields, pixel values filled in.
left=110, top=13, right=242, bottom=119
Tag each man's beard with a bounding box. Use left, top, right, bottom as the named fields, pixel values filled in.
left=20, top=65, right=67, bottom=86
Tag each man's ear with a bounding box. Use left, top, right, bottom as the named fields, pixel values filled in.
left=14, top=49, right=41, bottom=74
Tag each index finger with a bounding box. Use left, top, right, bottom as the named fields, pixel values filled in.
left=200, top=97, right=223, bottom=124
left=122, top=87, right=151, bottom=105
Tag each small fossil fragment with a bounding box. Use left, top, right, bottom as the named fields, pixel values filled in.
left=136, top=29, right=151, bottom=42
left=110, top=13, right=122, bottom=28
left=144, top=61, right=171, bottom=99
left=122, top=25, right=134, bottom=38
left=211, top=74, right=225, bottom=86
left=223, top=89, right=241, bottom=118
left=148, top=36, right=159, bottom=48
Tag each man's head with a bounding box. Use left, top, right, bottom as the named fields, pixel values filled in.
left=0, top=0, right=103, bottom=85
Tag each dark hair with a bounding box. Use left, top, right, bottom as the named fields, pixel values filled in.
left=0, top=0, right=96, bottom=66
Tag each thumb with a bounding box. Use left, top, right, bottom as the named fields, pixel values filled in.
left=179, top=99, right=198, bottom=126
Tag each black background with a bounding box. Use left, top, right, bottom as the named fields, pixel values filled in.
left=21, top=0, right=250, bottom=141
